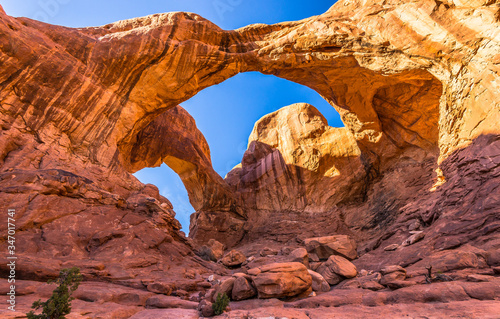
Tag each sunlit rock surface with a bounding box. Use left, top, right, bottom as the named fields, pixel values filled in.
left=0, top=0, right=499, bottom=317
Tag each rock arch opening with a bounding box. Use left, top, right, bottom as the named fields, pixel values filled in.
left=0, top=3, right=448, bottom=248
left=132, top=72, right=345, bottom=233
left=129, top=64, right=443, bottom=246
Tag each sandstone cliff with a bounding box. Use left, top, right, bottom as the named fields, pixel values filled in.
left=0, top=0, right=499, bottom=317
left=189, top=0, right=500, bottom=247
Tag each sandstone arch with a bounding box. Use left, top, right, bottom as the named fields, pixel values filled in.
left=0, top=0, right=499, bottom=280
left=125, top=105, right=242, bottom=215
left=2, top=1, right=484, bottom=178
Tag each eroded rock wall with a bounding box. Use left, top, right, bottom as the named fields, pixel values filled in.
left=0, top=0, right=499, bottom=296
left=124, top=106, right=239, bottom=214
left=226, top=103, right=366, bottom=212
left=188, top=0, right=500, bottom=246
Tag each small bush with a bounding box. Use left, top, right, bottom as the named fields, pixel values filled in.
left=27, top=267, right=82, bottom=319
left=212, top=292, right=230, bottom=315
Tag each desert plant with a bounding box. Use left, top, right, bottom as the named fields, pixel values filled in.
left=27, top=267, right=82, bottom=319
left=212, top=292, right=230, bottom=315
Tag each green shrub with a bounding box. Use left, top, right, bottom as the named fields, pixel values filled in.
left=27, top=267, right=82, bottom=319
left=212, top=292, right=230, bottom=315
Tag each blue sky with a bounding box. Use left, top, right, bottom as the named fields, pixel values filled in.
left=1, top=0, right=335, bottom=29
left=1, top=0, right=340, bottom=233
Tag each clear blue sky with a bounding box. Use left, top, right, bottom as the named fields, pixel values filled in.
left=1, top=0, right=340, bottom=233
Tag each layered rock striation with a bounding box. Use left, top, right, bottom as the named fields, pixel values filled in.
left=226, top=103, right=366, bottom=213
left=0, top=0, right=499, bottom=317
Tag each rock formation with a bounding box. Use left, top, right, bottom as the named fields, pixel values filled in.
left=125, top=106, right=238, bottom=214
left=0, top=0, right=499, bottom=317
left=248, top=262, right=312, bottom=299
left=226, top=103, right=366, bottom=213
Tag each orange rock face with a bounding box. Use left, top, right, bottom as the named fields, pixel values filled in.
left=249, top=262, right=312, bottom=299
left=226, top=103, right=366, bottom=212
left=124, top=105, right=238, bottom=214
left=190, top=103, right=366, bottom=245
left=0, top=0, right=499, bottom=317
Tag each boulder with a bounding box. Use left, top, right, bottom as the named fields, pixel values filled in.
left=221, top=250, right=246, bottom=267
left=316, top=265, right=343, bottom=286
left=309, top=253, right=320, bottom=262
left=408, top=219, right=422, bottom=231
left=319, top=255, right=358, bottom=279
left=232, top=276, right=257, bottom=301
left=197, top=299, right=215, bottom=317
left=204, top=288, right=217, bottom=303
left=309, top=262, right=322, bottom=271
left=487, top=249, right=500, bottom=267
left=304, top=235, right=358, bottom=260
left=380, top=265, right=408, bottom=288
left=232, top=272, right=253, bottom=281
left=402, top=232, right=425, bottom=247
left=250, top=262, right=312, bottom=299
left=214, top=277, right=236, bottom=300
left=307, top=270, right=330, bottom=292
left=356, top=272, right=383, bottom=291
left=359, top=269, right=369, bottom=276
left=289, top=248, right=309, bottom=268
left=198, top=239, right=225, bottom=262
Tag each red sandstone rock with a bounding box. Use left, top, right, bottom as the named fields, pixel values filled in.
left=225, top=103, right=366, bottom=215
left=384, top=244, right=399, bottom=251
left=380, top=266, right=408, bottom=288
left=146, top=281, right=173, bottom=295
left=466, top=274, right=495, bottom=282
left=304, top=235, right=358, bottom=261
left=308, top=270, right=331, bottom=292
left=198, top=239, right=225, bottom=262
left=250, top=263, right=312, bottom=299
left=402, top=232, right=425, bottom=247
left=410, top=249, right=482, bottom=273
left=145, top=295, right=198, bottom=309
left=361, top=281, right=385, bottom=291
left=221, top=250, right=246, bottom=268
left=381, top=265, right=407, bottom=276
left=0, top=0, right=499, bottom=317
left=215, top=277, right=236, bottom=300
left=487, top=249, right=500, bottom=267
left=231, top=276, right=257, bottom=301
left=198, top=299, right=215, bottom=317
left=289, top=248, right=309, bottom=268
left=319, top=255, right=358, bottom=279
left=130, top=309, right=199, bottom=318
left=338, top=272, right=383, bottom=291
left=260, top=248, right=279, bottom=257
left=316, top=262, right=343, bottom=286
